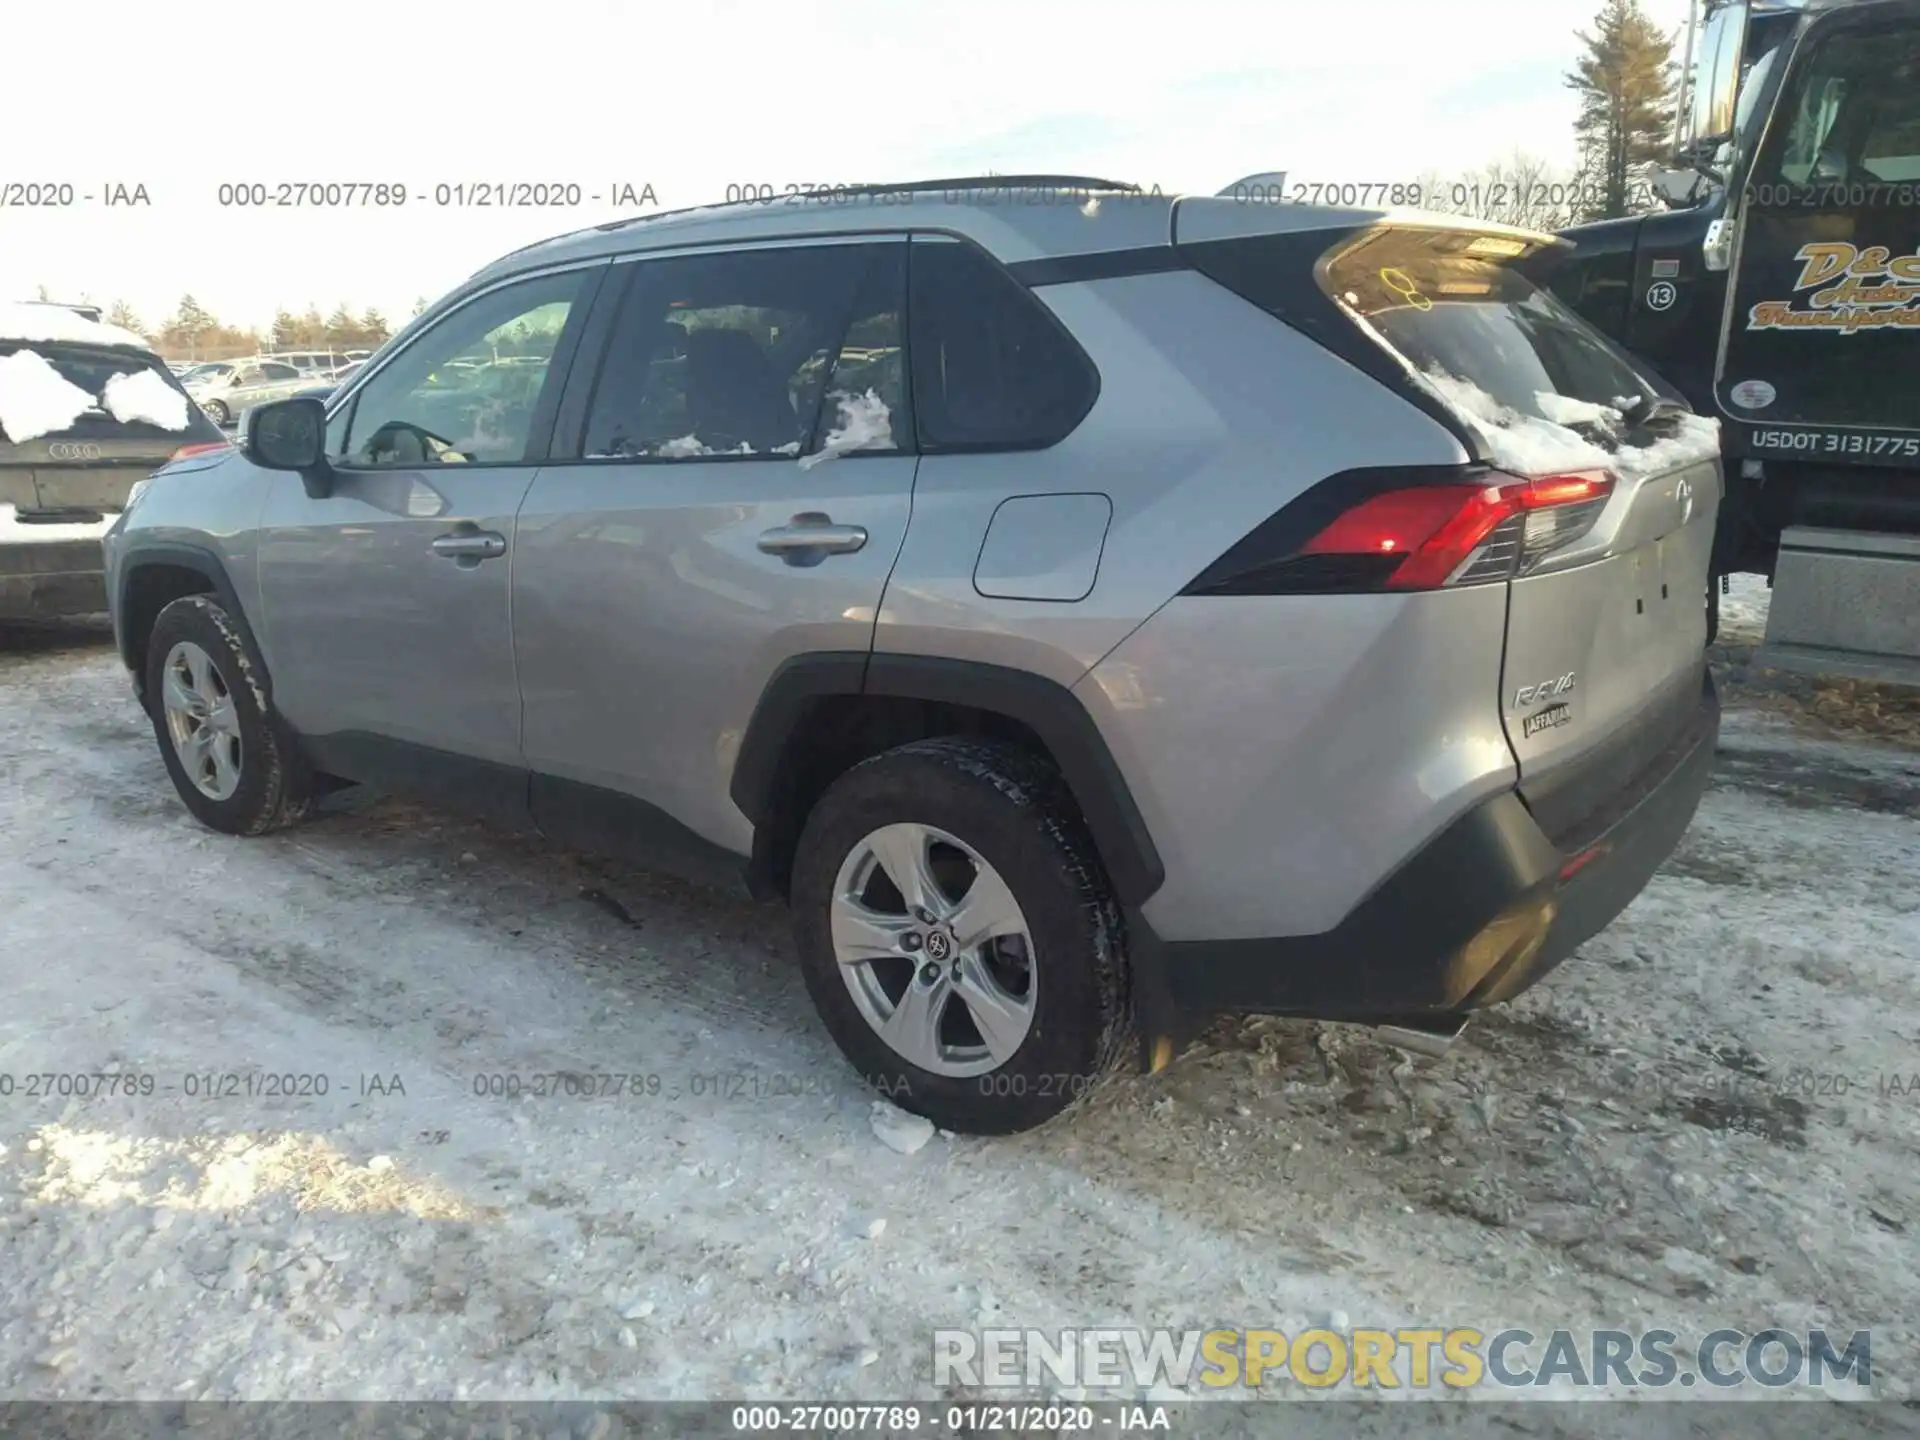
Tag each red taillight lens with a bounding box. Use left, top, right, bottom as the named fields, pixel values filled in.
left=1299, top=470, right=1613, bottom=589
left=168, top=440, right=231, bottom=462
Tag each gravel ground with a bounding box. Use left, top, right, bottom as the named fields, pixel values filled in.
left=0, top=608, right=1915, bottom=1422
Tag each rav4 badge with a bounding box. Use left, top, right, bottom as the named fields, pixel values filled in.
left=1512, top=673, right=1577, bottom=709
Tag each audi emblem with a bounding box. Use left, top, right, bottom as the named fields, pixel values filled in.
left=47, top=442, right=103, bottom=460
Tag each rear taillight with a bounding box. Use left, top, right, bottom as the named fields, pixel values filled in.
left=1298, top=470, right=1613, bottom=590
left=168, top=440, right=231, bottom=462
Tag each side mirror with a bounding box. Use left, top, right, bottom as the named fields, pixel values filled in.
left=1650, top=166, right=1709, bottom=208
left=246, top=397, right=333, bottom=499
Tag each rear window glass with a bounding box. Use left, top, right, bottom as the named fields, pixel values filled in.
left=908, top=241, right=1098, bottom=451
left=0, top=343, right=223, bottom=451
left=1319, top=225, right=1718, bottom=476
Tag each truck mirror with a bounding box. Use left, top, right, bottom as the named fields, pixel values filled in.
left=1651, top=167, right=1708, bottom=207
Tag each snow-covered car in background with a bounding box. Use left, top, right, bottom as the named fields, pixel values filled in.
left=183, top=359, right=312, bottom=427
left=0, top=304, right=228, bottom=622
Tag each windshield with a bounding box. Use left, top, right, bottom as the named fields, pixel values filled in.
left=1734, top=44, right=1781, bottom=145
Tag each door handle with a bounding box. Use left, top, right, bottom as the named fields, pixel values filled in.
left=757, top=515, right=868, bottom=566
left=431, top=530, right=507, bottom=561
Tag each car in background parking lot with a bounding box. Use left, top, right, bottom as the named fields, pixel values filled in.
left=183, top=359, right=310, bottom=427
left=1, top=303, right=227, bottom=621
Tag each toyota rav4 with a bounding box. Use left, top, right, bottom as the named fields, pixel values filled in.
left=104, top=177, right=1722, bottom=1133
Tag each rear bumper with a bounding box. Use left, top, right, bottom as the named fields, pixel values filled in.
left=0, top=539, right=108, bottom=620
left=1129, top=669, right=1719, bottom=1053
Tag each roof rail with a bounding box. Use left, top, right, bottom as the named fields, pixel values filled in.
left=486, top=175, right=1147, bottom=268
left=583, top=174, right=1145, bottom=234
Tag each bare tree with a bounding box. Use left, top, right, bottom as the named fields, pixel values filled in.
left=1414, top=152, right=1584, bottom=232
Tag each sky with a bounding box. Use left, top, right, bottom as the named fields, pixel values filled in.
left=3, top=0, right=1693, bottom=335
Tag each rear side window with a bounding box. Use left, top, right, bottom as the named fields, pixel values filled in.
left=0, top=343, right=223, bottom=452
left=907, top=240, right=1098, bottom=451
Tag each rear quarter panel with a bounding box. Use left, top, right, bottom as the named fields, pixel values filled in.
left=874, top=267, right=1474, bottom=685
left=1078, top=587, right=1518, bottom=942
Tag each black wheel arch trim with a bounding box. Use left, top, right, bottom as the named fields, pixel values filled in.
left=731, top=651, right=1166, bottom=907
left=114, top=540, right=264, bottom=703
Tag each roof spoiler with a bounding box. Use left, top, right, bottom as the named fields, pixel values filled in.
left=1216, top=171, right=1290, bottom=198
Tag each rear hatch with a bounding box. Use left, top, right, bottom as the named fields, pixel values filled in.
left=1176, top=208, right=1722, bottom=819
left=0, top=341, right=227, bottom=518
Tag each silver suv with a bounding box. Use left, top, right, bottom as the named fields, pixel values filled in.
left=105, top=177, right=1723, bottom=1134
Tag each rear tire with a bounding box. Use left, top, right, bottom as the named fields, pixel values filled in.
left=145, top=595, right=314, bottom=836
left=790, top=737, right=1130, bottom=1135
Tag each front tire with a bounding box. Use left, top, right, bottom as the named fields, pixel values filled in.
left=145, top=595, right=313, bottom=835
left=790, top=738, right=1130, bottom=1135
left=202, top=398, right=230, bottom=427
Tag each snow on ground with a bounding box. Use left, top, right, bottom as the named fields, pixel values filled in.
left=0, top=506, right=118, bottom=544
left=1715, top=576, right=1920, bottom=748
left=0, top=621, right=1915, bottom=1417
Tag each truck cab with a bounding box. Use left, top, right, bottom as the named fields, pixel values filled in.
left=1547, top=0, right=1920, bottom=684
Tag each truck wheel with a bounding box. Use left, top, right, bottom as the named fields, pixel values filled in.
left=145, top=595, right=314, bottom=836
left=790, top=737, right=1131, bottom=1135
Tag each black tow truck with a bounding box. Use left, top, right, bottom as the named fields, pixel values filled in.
left=1546, top=0, right=1920, bottom=684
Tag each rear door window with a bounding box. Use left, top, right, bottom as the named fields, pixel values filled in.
left=579, top=242, right=906, bottom=462
left=907, top=239, right=1098, bottom=451
left=0, top=343, right=224, bottom=455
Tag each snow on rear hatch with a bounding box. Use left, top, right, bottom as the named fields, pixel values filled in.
left=102, top=368, right=190, bottom=432
left=0, top=350, right=96, bottom=445
left=1319, top=222, right=1719, bottom=480
left=1322, top=222, right=1722, bottom=786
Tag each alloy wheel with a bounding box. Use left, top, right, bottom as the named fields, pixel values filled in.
left=830, top=822, right=1037, bottom=1078
left=160, top=640, right=243, bottom=801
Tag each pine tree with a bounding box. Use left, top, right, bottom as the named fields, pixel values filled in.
left=271, top=308, right=301, bottom=349
left=164, top=295, right=217, bottom=357
left=106, top=300, right=144, bottom=335
left=359, top=307, right=390, bottom=344
left=1567, top=0, right=1677, bottom=220
left=324, top=302, right=357, bottom=347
